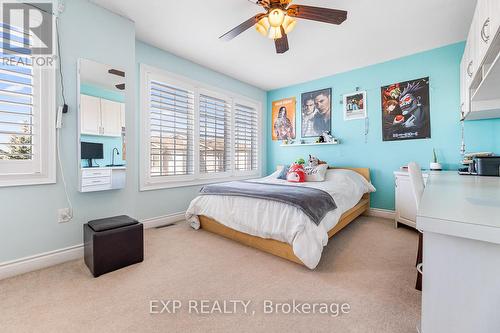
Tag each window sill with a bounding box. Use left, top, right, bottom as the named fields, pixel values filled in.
left=140, top=173, right=261, bottom=192
left=0, top=174, right=56, bottom=188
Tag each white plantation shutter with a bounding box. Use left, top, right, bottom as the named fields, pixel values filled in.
left=149, top=80, right=194, bottom=177
left=234, top=102, right=258, bottom=172
left=0, top=24, right=34, bottom=160
left=0, top=22, right=55, bottom=186
left=140, top=65, right=260, bottom=190
left=0, top=22, right=40, bottom=175
left=199, top=92, right=231, bottom=174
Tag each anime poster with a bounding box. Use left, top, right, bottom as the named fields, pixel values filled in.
left=381, top=77, right=430, bottom=141
left=272, top=97, right=296, bottom=141
left=300, top=88, right=332, bottom=137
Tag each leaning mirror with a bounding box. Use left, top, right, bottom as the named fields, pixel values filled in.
left=78, top=59, right=126, bottom=192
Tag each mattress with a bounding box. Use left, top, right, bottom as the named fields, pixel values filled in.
left=186, top=168, right=376, bottom=269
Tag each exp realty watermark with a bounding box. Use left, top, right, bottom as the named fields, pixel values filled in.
left=150, top=299, right=351, bottom=318
left=1, top=1, right=55, bottom=67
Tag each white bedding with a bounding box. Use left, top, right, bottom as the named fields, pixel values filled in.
left=185, top=169, right=376, bottom=269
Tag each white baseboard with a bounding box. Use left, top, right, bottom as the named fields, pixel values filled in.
left=141, top=212, right=186, bottom=229
left=0, top=212, right=186, bottom=281
left=364, top=208, right=396, bottom=220
left=0, top=244, right=84, bottom=281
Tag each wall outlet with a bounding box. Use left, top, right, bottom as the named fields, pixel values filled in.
left=58, top=208, right=72, bottom=223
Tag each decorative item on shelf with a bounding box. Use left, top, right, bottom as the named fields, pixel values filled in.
left=300, top=139, right=305, bottom=144
left=430, top=148, right=443, bottom=171
left=323, top=131, right=334, bottom=143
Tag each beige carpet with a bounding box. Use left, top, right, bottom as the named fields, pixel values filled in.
left=0, top=216, right=421, bottom=333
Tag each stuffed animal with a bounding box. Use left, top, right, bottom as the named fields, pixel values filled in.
left=308, top=155, right=320, bottom=167
left=308, top=155, right=326, bottom=168
left=321, top=131, right=334, bottom=143
left=287, top=163, right=306, bottom=183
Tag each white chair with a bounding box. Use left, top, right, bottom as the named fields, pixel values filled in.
left=408, top=162, right=425, bottom=210
left=408, top=161, right=425, bottom=289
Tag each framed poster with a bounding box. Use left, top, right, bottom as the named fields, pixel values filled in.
left=343, top=91, right=367, bottom=120
left=381, top=77, right=430, bottom=141
left=300, top=88, right=332, bottom=137
left=272, top=97, right=296, bottom=141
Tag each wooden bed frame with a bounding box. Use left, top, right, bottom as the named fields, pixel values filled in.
left=198, top=168, right=371, bottom=266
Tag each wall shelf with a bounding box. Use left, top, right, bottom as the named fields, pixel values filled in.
left=280, top=142, right=339, bottom=147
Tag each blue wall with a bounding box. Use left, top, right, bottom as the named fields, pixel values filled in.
left=80, top=135, right=125, bottom=167
left=80, top=83, right=124, bottom=103
left=267, top=42, right=500, bottom=210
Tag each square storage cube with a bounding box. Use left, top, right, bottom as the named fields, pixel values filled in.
left=83, top=215, right=143, bottom=277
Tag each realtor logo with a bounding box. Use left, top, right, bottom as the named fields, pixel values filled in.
left=2, top=1, right=53, bottom=55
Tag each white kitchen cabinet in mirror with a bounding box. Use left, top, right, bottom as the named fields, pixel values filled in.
left=77, top=59, right=127, bottom=192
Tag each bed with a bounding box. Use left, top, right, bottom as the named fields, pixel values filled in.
left=186, top=167, right=375, bottom=269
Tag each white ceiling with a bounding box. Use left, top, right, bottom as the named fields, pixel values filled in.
left=92, top=0, right=477, bottom=91
left=80, top=59, right=126, bottom=92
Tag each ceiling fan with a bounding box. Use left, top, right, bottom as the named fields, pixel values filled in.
left=108, top=68, right=126, bottom=91
left=219, top=0, right=348, bottom=54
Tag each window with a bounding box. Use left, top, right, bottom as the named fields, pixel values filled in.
left=199, top=91, right=231, bottom=175
left=140, top=65, right=261, bottom=190
left=149, top=79, right=194, bottom=177
left=0, top=23, right=55, bottom=187
left=234, top=102, right=258, bottom=172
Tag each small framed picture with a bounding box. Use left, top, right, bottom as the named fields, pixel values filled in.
left=343, top=91, right=367, bottom=121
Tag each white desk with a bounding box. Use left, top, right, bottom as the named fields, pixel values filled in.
left=79, top=167, right=126, bottom=192
left=417, top=172, right=500, bottom=333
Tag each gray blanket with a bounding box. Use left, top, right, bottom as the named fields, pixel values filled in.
left=199, top=181, right=337, bottom=225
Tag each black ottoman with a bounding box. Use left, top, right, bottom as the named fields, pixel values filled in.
left=84, top=215, right=143, bottom=277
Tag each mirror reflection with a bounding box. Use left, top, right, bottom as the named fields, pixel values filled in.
left=78, top=59, right=126, bottom=192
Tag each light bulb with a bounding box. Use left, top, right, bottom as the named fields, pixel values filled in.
left=268, top=8, right=285, bottom=28
left=268, top=26, right=282, bottom=39
left=255, top=16, right=270, bottom=37
left=282, top=15, right=296, bottom=34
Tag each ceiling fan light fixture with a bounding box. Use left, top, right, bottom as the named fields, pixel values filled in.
left=268, top=26, right=282, bottom=39
left=268, top=8, right=286, bottom=27
left=255, top=16, right=270, bottom=37
left=282, top=15, right=296, bottom=34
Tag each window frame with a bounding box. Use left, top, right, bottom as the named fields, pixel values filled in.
left=140, top=64, right=262, bottom=191
left=0, top=55, right=56, bottom=188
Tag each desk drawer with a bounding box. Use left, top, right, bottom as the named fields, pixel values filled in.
left=82, top=169, right=112, bottom=178
left=82, top=176, right=111, bottom=187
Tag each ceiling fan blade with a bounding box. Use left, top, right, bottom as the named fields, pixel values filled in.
left=275, top=27, right=289, bottom=54
left=287, top=5, right=347, bottom=25
left=108, top=69, right=125, bottom=77
left=219, top=14, right=265, bottom=41
left=248, top=0, right=270, bottom=9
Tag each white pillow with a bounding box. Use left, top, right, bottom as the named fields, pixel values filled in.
left=304, top=164, right=328, bottom=182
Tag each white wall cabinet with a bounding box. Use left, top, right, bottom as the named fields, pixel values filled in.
left=100, top=98, right=122, bottom=136
left=394, top=171, right=428, bottom=229
left=461, top=0, right=500, bottom=120
left=80, top=94, right=124, bottom=137
left=80, top=95, right=101, bottom=135
left=80, top=167, right=126, bottom=192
